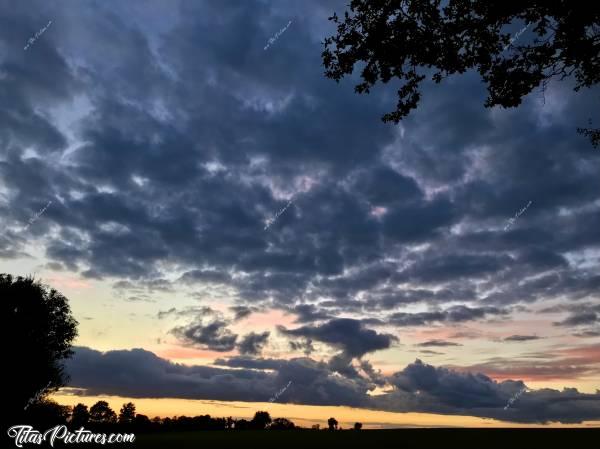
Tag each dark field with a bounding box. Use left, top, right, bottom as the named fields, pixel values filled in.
left=132, top=428, right=599, bottom=449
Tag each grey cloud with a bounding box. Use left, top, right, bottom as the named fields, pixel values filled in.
left=504, top=335, right=542, bottom=342
left=171, top=319, right=238, bottom=352
left=67, top=347, right=371, bottom=407
left=389, top=305, right=509, bottom=327
left=229, top=305, right=259, bottom=321
left=65, top=348, right=600, bottom=423
left=278, top=318, right=398, bottom=358
left=237, top=331, right=270, bottom=355
left=554, top=312, right=599, bottom=327
left=415, top=340, right=462, bottom=347
left=382, top=359, right=600, bottom=423
left=1, top=0, right=599, bottom=427
left=289, top=338, right=315, bottom=355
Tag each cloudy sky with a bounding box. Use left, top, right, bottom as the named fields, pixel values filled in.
left=1, top=0, right=599, bottom=428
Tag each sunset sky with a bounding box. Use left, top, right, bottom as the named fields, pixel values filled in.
left=1, top=0, right=599, bottom=428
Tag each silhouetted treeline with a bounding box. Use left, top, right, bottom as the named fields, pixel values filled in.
left=21, top=400, right=363, bottom=433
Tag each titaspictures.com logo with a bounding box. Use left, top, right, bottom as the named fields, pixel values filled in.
left=7, top=425, right=135, bottom=447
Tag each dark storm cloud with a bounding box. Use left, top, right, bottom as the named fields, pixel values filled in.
left=351, top=166, right=423, bottom=205
left=382, top=359, right=600, bottom=423
left=179, top=269, right=233, bottom=285
left=554, top=312, right=599, bottom=327
left=2, top=0, right=599, bottom=429
left=278, top=318, right=397, bottom=357
left=1, top=1, right=599, bottom=413
left=389, top=305, right=509, bottom=327
left=67, top=346, right=371, bottom=407
left=213, top=356, right=284, bottom=371
left=289, top=338, right=315, bottom=355
left=65, top=347, right=600, bottom=423
left=171, top=318, right=238, bottom=352
left=290, top=304, right=332, bottom=323
left=237, top=331, right=270, bottom=355
left=395, top=253, right=510, bottom=284
left=229, top=305, right=260, bottom=321
left=381, top=194, right=457, bottom=243
left=158, top=306, right=215, bottom=320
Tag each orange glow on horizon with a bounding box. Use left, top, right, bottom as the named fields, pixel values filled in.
left=51, top=392, right=600, bottom=429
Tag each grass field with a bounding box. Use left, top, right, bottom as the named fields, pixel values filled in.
left=132, top=428, right=599, bottom=449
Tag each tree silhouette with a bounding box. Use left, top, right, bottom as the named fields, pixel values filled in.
left=133, top=413, right=152, bottom=431
left=354, top=422, right=363, bottom=431
left=226, top=416, right=235, bottom=429
left=251, top=411, right=272, bottom=430
left=323, top=1, right=599, bottom=145
left=25, top=400, right=71, bottom=429
left=118, top=402, right=136, bottom=424
left=89, top=401, right=117, bottom=424
left=3, top=274, right=78, bottom=415
left=71, top=403, right=90, bottom=428
left=327, top=417, right=338, bottom=431
left=269, top=417, right=296, bottom=430
left=577, top=121, right=600, bottom=148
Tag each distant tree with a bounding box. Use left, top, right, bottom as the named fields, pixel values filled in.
left=251, top=411, right=272, bottom=430
left=354, top=422, right=363, bottom=431
left=71, top=403, right=90, bottom=428
left=323, top=1, right=600, bottom=146
left=118, top=402, right=136, bottom=424
left=226, top=416, right=235, bottom=430
left=269, top=417, right=296, bottom=430
left=234, top=419, right=251, bottom=430
left=89, top=401, right=117, bottom=424
left=327, top=417, right=338, bottom=431
left=133, top=414, right=152, bottom=431
left=312, top=424, right=321, bottom=430
left=3, top=274, right=78, bottom=414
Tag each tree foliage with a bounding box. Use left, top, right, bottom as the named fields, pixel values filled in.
left=251, top=411, right=272, bottom=430
left=89, top=401, right=117, bottom=424
left=269, top=417, right=296, bottom=430
left=322, top=0, right=599, bottom=142
left=3, top=274, right=78, bottom=414
left=328, top=417, right=339, bottom=431
left=119, top=402, right=137, bottom=424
